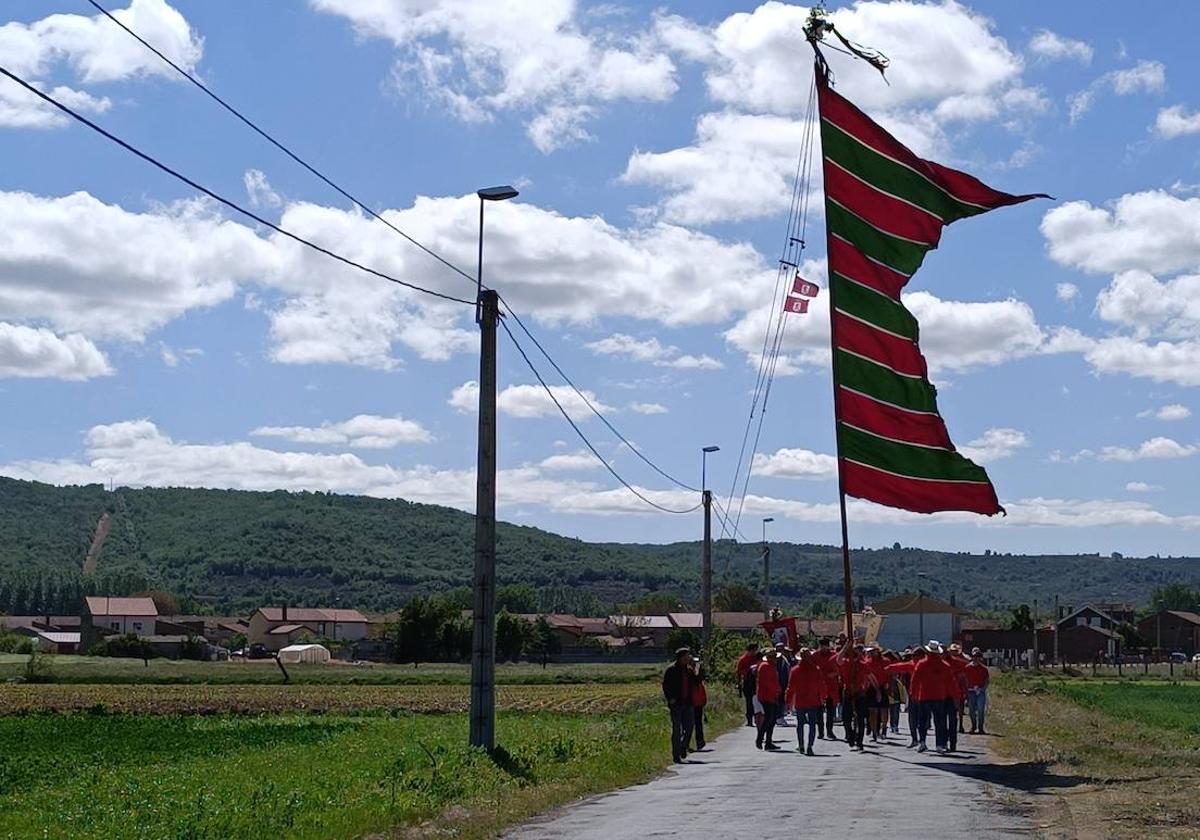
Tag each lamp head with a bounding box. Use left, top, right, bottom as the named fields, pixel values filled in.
left=477, top=185, right=519, bottom=201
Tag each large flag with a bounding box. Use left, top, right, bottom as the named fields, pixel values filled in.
left=817, top=68, right=1047, bottom=515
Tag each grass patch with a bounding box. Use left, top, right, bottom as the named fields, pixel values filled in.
left=0, top=693, right=739, bottom=840
left=0, top=655, right=660, bottom=686
left=990, top=674, right=1200, bottom=838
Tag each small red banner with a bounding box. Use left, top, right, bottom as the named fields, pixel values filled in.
left=793, top=277, right=820, bottom=298
left=783, top=296, right=810, bottom=314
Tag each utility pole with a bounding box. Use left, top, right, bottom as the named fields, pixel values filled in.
left=700, top=445, right=719, bottom=648
left=702, top=490, right=712, bottom=646
left=469, top=185, right=517, bottom=751
left=1053, top=594, right=1060, bottom=666
left=761, top=517, right=774, bottom=620
left=469, top=288, right=499, bottom=750
left=1032, top=597, right=1038, bottom=670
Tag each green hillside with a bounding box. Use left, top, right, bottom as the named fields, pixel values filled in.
left=1, top=476, right=1196, bottom=615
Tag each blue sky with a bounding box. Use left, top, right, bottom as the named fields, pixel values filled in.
left=2, top=0, right=1200, bottom=556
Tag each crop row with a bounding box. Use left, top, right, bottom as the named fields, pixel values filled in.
left=0, top=682, right=661, bottom=715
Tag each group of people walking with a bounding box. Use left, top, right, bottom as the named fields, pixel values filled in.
left=664, top=636, right=991, bottom=763
left=730, top=637, right=990, bottom=755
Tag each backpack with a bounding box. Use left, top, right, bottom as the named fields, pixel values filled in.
left=743, top=662, right=758, bottom=697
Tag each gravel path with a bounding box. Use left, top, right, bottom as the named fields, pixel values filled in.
left=507, top=715, right=1032, bottom=839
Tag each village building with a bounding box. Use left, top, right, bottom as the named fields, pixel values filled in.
left=872, top=593, right=964, bottom=650
left=81, top=596, right=159, bottom=649
left=247, top=606, right=368, bottom=651
left=1137, top=610, right=1200, bottom=657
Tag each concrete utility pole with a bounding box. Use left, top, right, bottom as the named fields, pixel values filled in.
left=916, top=571, right=927, bottom=648
left=1032, top=597, right=1039, bottom=670
left=1053, top=594, right=1060, bottom=665
left=761, top=517, right=774, bottom=620
left=700, top=445, right=719, bottom=647
left=469, top=185, right=517, bottom=751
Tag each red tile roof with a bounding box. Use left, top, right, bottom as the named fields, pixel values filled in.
left=256, top=607, right=367, bottom=623
left=84, top=596, right=158, bottom=617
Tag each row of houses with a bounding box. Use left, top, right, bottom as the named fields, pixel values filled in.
left=6, top=593, right=1199, bottom=662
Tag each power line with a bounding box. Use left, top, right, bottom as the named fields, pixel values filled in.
left=0, top=66, right=475, bottom=308
left=498, top=315, right=703, bottom=516
left=499, top=296, right=701, bottom=494
left=86, top=1, right=705, bottom=499
left=84, top=0, right=476, bottom=289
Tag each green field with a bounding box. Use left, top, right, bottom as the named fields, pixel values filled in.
left=1051, top=680, right=1200, bottom=735
left=0, top=707, right=685, bottom=840
left=0, top=654, right=660, bottom=685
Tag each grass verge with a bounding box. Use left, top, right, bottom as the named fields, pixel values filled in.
left=990, top=674, right=1200, bottom=838
left=0, top=686, right=739, bottom=839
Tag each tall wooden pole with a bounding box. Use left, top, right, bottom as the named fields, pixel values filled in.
left=761, top=542, right=770, bottom=620
left=469, top=289, right=499, bottom=749
left=701, top=489, right=713, bottom=647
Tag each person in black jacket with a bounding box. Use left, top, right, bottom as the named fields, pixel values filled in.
left=662, top=647, right=695, bottom=763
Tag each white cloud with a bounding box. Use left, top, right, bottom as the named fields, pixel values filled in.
left=958, top=428, right=1029, bottom=463
left=1028, top=30, right=1093, bottom=64
left=1095, top=270, right=1200, bottom=339
left=0, top=0, right=202, bottom=129
left=449, top=381, right=616, bottom=422
left=1068, top=60, right=1165, bottom=123
left=1055, top=282, right=1079, bottom=302
left=538, top=450, right=601, bottom=472
left=1126, top=481, right=1161, bottom=493
left=1155, top=105, right=1200, bottom=139
left=1041, top=191, right=1200, bottom=277
left=1080, top=335, right=1200, bottom=388
left=251, top=414, right=432, bottom=448
left=243, top=169, right=282, bottom=208
left=1153, top=404, right=1191, bottom=422
left=621, top=112, right=814, bottom=226
left=0, top=323, right=111, bottom=380
left=628, top=402, right=668, bottom=415
left=751, top=447, right=837, bottom=480
left=0, top=190, right=273, bottom=341
left=1097, top=437, right=1198, bottom=462
left=311, top=0, right=677, bottom=152
left=585, top=333, right=722, bottom=370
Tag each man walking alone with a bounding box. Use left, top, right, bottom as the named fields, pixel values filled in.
left=662, top=647, right=695, bottom=764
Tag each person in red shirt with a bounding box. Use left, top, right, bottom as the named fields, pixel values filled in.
left=690, top=656, right=708, bottom=751
left=885, top=648, right=923, bottom=748
left=835, top=640, right=879, bottom=750
left=964, top=647, right=991, bottom=734
left=734, top=643, right=760, bottom=727
left=755, top=648, right=783, bottom=750
left=864, top=648, right=890, bottom=742
left=943, top=646, right=969, bottom=752
left=785, top=648, right=825, bottom=755
left=914, top=642, right=953, bottom=753
left=812, top=638, right=840, bottom=740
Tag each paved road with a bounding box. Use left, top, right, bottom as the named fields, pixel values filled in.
left=507, top=716, right=1031, bottom=839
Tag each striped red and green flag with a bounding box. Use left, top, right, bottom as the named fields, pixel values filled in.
left=817, top=68, right=1047, bottom=515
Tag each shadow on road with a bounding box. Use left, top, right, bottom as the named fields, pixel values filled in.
left=921, top=759, right=1086, bottom=792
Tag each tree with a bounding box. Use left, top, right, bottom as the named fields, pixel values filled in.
left=666, top=628, right=699, bottom=654
left=1149, top=583, right=1200, bottom=613
left=1005, top=604, right=1033, bottom=632
left=714, top=584, right=763, bottom=613
left=625, top=591, right=683, bottom=615
left=496, top=584, right=538, bottom=614
left=496, top=610, right=528, bottom=661
left=527, top=616, right=561, bottom=668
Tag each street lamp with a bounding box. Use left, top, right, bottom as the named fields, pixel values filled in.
left=761, top=517, right=774, bottom=620
left=469, top=183, right=518, bottom=751
left=700, top=445, right=719, bottom=645
left=701, top=445, right=720, bottom=492
left=476, top=185, right=519, bottom=322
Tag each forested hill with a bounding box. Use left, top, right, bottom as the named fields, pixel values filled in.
left=1, top=476, right=1197, bottom=615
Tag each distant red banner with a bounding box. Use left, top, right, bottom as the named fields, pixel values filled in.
left=793, top=277, right=820, bottom=298
left=783, top=296, right=810, bottom=314
left=761, top=616, right=799, bottom=650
